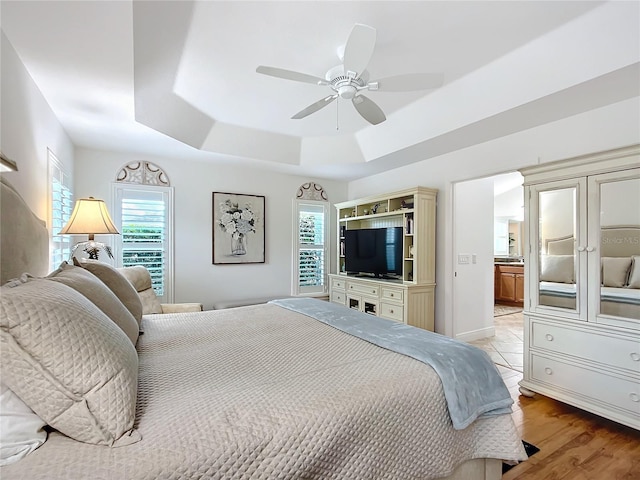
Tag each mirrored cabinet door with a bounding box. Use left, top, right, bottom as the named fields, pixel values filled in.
left=588, top=168, right=640, bottom=329
left=528, top=178, right=587, bottom=320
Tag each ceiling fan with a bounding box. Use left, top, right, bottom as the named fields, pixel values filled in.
left=256, top=23, right=444, bottom=126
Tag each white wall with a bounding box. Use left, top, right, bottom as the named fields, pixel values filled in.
left=600, top=178, right=640, bottom=227
left=74, top=147, right=348, bottom=309
left=0, top=32, right=74, bottom=220
left=349, top=97, right=640, bottom=336
left=494, top=186, right=523, bottom=218
left=540, top=188, right=575, bottom=245
left=453, top=177, right=494, bottom=341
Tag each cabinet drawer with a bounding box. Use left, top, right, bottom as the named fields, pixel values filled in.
left=331, top=290, right=346, bottom=305
left=531, top=354, right=640, bottom=416
left=531, top=321, right=640, bottom=374
left=347, top=282, right=379, bottom=297
left=381, top=288, right=404, bottom=303
left=331, top=278, right=346, bottom=291
left=497, top=265, right=524, bottom=275
left=380, top=303, right=403, bottom=322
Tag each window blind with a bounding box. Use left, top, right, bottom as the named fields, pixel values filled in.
left=49, top=151, right=73, bottom=270
left=298, top=203, right=326, bottom=290
left=120, top=195, right=166, bottom=295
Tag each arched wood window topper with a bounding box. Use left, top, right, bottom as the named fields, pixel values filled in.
left=296, top=182, right=328, bottom=201
left=116, top=161, right=170, bottom=186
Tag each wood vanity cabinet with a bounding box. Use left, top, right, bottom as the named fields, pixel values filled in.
left=494, top=264, right=524, bottom=306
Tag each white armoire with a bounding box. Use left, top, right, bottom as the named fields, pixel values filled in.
left=519, top=145, right=640, bottom=430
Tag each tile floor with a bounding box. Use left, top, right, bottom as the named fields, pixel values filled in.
left=469, top=308, right=524, bottom=371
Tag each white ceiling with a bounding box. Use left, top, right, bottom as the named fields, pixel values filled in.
left=2, top=1, right=638, bottom=180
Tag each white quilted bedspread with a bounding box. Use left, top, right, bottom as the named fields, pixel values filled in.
left=1, top=304, right=526, bottom=479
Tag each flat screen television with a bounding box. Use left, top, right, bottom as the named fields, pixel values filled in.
left=344, top=227, right=403, bottom=278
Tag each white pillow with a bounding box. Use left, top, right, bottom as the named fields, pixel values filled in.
left=601, top=257, right=632, bottom=288
left=0, top=383, right=47, bottom=466
left=540, top=255, right=574, bottom=284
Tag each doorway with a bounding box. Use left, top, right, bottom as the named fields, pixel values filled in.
left=453, top=171, right=524, bottom=370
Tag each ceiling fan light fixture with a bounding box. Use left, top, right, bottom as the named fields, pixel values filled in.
left=338, top=85, right=357, bottom=99
left=256, top=22, right=443, bottom=126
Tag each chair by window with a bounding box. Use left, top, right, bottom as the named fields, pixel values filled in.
left=118, top=266, right=202, bottom=314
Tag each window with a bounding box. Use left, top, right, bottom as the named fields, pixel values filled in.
left=112, top=184, right=174, bottom=302
left=48, top=149, right=73, bottom=271
left=292, top=200, right=329, bottom=296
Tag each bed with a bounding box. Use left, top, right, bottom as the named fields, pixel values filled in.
left=0, top=177, right=526, bottom=479
left=539, top=228, right=640, bottom=319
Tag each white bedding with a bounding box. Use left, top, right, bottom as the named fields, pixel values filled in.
left=540, top=281, right=640, bottom=304
left=1, top=304, right=526, bottom=479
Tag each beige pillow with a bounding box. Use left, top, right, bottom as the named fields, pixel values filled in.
left=602, top=257, right=632, bottom=288
left=47, top=262, right=139, bottom=344
left=118, top=266, right=162, bottom=315
left=628, top=255, right=640, bottom=288
left=0, top=276, right=140, bottom=447
left=540, top=255, right=574, bottom=284
left=74, top=258, right=143, bottom=325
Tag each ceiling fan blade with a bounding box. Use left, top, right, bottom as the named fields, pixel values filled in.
left=343, top=24, right=376, bottom=76
left=373, top=73, right=445, bottom=92
left=291, top=94, right=338, bottom=119
left=256, top=66, right=327, bottom=85
left=352, top=94, right=386, bottom=125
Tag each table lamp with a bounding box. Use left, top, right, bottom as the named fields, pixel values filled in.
left=59, top=197, right=120, bottom=260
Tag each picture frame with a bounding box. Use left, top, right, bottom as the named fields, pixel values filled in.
left=212, top=192, right=265, bottom=264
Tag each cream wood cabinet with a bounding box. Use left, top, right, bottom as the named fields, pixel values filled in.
left=519, top=145, right=640, bottom=430
left=329, top=187, right=437, bottom=331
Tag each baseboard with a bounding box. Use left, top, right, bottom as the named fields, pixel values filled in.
left=455, top=326, right=495, bottom=342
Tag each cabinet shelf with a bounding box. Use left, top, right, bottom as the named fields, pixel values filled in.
left=331, top=187, right=438, bottom=331
left=339, top=209, right=414, bottom=223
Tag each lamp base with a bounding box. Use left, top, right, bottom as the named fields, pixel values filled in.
left=70, top=241, right=114, bottom=261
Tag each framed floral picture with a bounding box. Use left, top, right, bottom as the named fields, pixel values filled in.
left=212, top=192, right=265, bottom=264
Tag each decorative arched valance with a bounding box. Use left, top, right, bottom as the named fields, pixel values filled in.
left=116, top=161, right=170, bottom=186
left=296, top=182, right=328, bottom=201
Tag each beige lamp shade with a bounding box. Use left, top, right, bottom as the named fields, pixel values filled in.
left=59, top=197, right=120, bottom=240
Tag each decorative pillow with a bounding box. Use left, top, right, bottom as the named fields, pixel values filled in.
left=627, top=255, right=640, bottom=289
left=540, top=255, right=574, bottom=284
left=0, top=276, right=140, bottom=447
left=118, top=266, right=162, bottom=315
left=47, top=262, right=139, bottom=345
left=0, top=383, right=47, bottom=466
left=601, top=256, right=632, bottom=288
left=74, top=258, right=143, bottom=325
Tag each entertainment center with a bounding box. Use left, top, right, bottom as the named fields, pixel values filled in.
left=329, top=187, right=438, bottom=331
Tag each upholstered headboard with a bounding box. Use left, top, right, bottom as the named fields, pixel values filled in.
left=600, top=226, right=640, bottom=257
left=544, top=226, right=640, bottom=257
left=0, top=176, right=49, bottom=284
left=545, top=235, right=574, bottom=255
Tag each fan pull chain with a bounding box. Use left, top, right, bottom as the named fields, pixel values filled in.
left=336, top=98, right=339, bottom=131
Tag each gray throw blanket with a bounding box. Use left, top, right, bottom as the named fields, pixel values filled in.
left=270, top=298, right=513, bottom=430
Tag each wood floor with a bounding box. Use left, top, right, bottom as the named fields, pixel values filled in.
left=498, top=364, right=640, bottom=479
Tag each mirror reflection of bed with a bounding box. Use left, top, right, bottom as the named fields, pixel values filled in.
left=539, top=227, right=640, bottom=320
